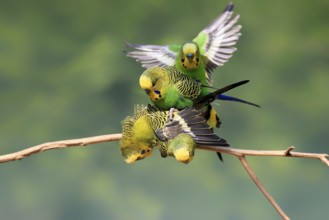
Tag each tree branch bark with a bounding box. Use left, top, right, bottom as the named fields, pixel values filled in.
left=0, top=133, right=122, bottom=163
left=0, top=133, right=327, bottom=220
left=1, top=134, right=327, bottom=166
left=238, top=156, right=290, bottom=220
left=198, top=145, right=329, bottom=167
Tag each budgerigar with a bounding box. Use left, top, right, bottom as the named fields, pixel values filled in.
left=126, top=3, right=254, bottom=106
left=139, top=66, right=258, bottom=128
left=120, top=105, right=228, bottom=164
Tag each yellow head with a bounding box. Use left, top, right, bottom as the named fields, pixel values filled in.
left=180, top=42, right=201, bottom=70
left=120, top=144, right=153, bottom=164
left=120, top=105, right=155, bottom=164
left=139, top=67, right=165, bottom=102
left=167, top=133, right=196, bottom=164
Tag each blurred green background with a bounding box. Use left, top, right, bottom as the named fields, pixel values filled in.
left=0, top=0, right=328, bottom=219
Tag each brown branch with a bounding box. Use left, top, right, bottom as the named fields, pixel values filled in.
left=198, top=145, right=329, bottom=167
left=0, top=133, right=122, bottom=163
left=197, top=145, right=328, bottom=219
left=0, top=133, right=328, bottom=220
left=1, top=134, right=327, bottom=165
left=238, top=156, right=290, bottom=220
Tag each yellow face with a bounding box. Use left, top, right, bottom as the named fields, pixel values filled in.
left=148, top=89, right=161, bottom=102
left=139, top=74, right=162, bottom=102
left=121, top=144, right=153, bottom=164
left=180, top=43, right=200, bottom=70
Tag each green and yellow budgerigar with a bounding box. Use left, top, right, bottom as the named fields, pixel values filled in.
left=120, top=105, right=228, bottom=164
left=127, top=3, right=260, bottom=106
left=127, top=3, right=240, bottom=86
left=140, top=66, right=203, bottom=109
left=139, top=66, right=258, bottom=128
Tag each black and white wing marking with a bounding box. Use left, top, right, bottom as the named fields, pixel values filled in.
left=155, top=108, right=228, bottom=147
left=193, top=3, right=242, bottom=83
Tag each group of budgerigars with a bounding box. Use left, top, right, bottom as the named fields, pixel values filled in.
left=120, top=3, right=259, bottom=164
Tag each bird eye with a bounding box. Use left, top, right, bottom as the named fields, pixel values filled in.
left=144, top=89, right=151, bottom=94
left=154, top=90, right=160, bottom=94
left=181, top=58, right=185, bottom=62
left=141, top=149, right=146, bottom=154
left=196, top=58, right=199, bottom=62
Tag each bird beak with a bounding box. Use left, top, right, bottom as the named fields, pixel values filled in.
left=144, top=89, right=151, bottom=95
left=186, top=53, right=194, bottom=60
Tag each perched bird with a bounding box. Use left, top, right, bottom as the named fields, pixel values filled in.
left=139, top=66, right=259, bottom=128
left=121, top=80, right=252, bottom=164
left=120, top=105, right=228, bottom=164
left=126, top=3, right=253, bottom=105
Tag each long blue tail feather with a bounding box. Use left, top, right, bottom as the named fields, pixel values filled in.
left=217, top=94, right=260, bottom=108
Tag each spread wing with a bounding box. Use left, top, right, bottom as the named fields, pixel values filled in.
left=155, top=108, right=228, bottom=146
left=193, top=3, right=242, bottom=83
left=125, top=43, right=179, bottom=68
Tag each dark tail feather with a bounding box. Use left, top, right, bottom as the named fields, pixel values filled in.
left=217, top=152, right=223, bottom=161
left=217, top=94, right=260, bottom=108
left=194, top=80, right=250, bottom=108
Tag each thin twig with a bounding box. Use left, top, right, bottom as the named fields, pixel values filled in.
left=1, top=134, right=328, bottom=165
left=0, top=133, right=328, bottom=220
left=0, top=133, right=122, bottom=163
left=198, top=145, right=329, bottom=167
left=238, top=156, right=290, bottom=220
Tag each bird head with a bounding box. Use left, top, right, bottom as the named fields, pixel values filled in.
left=139, top=67, right=164, bottom=102
left=120, top=144, right=153, bottom=164
left=167, top=133, right=196, bottom=164
left=120, top=106, right=156, bottom=163
left=120, top=118, right=154, bottom=163
left=180, top=42, right=201, bottom=70
left=139, top=74, right=153, bottom=91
